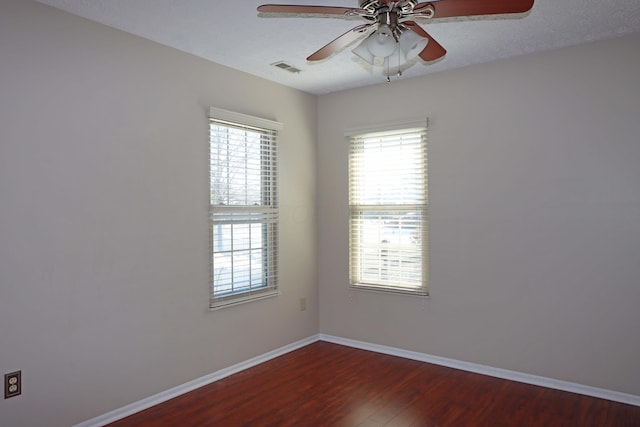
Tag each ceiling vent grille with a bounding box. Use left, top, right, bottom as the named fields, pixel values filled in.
left=272, top=61, right=301, bottom=73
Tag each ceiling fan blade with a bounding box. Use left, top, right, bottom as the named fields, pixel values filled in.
left=257, top=4, right=364, bottom=17
left=307, top=24, right=374, bottom=61
left=415, top=0, right=534, bottom=19
left=404, top=22, right=447, bottom=62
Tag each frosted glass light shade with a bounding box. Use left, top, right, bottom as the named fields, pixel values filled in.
left=366, top=24, right=397, bottom=57
left=399, top=29, right=428, bottom=60
left=352, top=39, right=375, bottom=64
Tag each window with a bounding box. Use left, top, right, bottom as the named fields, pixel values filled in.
left=348, top=121, right=428, bottom=296
left=209, top=107, right=282, bottom=309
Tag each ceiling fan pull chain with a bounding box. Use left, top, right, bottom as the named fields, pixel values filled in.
left=387, top=54, right=391, bottom=82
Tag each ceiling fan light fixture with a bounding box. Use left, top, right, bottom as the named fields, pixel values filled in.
left=399, top=28, right=428, bottom=60
left=366, top=24, right=397, bottom=57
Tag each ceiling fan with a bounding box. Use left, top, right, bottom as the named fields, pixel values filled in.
left=258, top=0, right=534, bottom=78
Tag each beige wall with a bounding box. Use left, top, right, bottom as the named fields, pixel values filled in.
left=317, top=33, right=640, bottom=396
left=0, top=1, right=317, bottom=426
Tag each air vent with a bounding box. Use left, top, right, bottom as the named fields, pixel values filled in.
left=272, top=61, right=301, bottom=74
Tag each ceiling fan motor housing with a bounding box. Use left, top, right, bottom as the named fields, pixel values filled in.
left=359, top=0, right=420, bottom=14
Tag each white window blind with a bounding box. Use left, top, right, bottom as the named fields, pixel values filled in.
left=348, top=123, right=428, bottom=296
left=209, top=107, right=281, bottom=309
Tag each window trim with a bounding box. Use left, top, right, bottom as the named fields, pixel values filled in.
left=208, top=107, right=282, bottom=310
left=209, top=107, right=284, bottom=134
left=346, top=119, right=429, bottom=297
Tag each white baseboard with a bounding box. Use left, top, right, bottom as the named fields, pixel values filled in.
left=74, top=334, right=320, bottom=427
left=319, top=333, right=640, bottom=407
left=76, top=332, right=639, bottom=426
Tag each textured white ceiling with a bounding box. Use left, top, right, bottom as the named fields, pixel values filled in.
left=34, top=0, right=640, bottom=95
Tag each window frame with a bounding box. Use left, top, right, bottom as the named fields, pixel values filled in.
left=346, top=119, right=429, bottom=297
left=208, top=107, right=282, bottom=309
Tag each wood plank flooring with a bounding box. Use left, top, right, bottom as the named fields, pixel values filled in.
left=108, top=341, right=640, bottom=426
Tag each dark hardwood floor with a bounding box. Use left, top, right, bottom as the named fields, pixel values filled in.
left=108, top=341, right=640, bottom=426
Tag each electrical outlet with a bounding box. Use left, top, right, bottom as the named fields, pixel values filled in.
left=299, top=297, right=307, bottom=312
left=4, top=371, right=21, bottom=399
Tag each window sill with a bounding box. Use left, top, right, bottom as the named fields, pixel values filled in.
left=209, top=290, right=280, bottom=311
left=349, top=283, right=429, bottom=298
